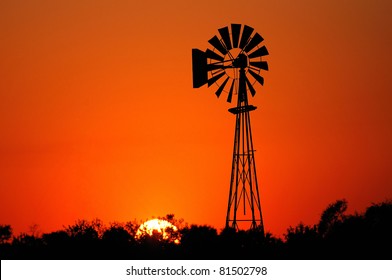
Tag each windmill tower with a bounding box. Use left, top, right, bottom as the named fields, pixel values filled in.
left=192, top=24, right=269, bottom=234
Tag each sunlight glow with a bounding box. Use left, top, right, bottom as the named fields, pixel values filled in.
left=135, top=218, right=180, bottom=244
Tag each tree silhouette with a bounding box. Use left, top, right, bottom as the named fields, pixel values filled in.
left=316, top=199, right=392, bottom=259
left=318, top=199, right=347, bottom=237
left=0, top=224, right=12, bottom=244
left=11, top=232, right=45, bottom=259
left=180, top=225, right=218, bottom=258
left=63, top=219, right=103, bottom=258
left=284, top=223, right=320, bottom=258
left=102, top=223, right=133, bottom=245
left=363, top=200, right=392, bottom=258
left=0, top=225, right=13, bottom=259
left=100, top=223, right=134, bottom=258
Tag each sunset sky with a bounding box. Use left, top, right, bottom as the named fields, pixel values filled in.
left=1, top=0, right=391, bottom=237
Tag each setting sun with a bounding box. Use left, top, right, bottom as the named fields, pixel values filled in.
left=135, top=219, right=181, bottom=244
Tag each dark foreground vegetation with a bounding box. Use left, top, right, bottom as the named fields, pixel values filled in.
left=1, top=199, right=391, bottom=259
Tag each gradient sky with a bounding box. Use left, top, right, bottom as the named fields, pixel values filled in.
left=1, top=0, right=391, bottom=236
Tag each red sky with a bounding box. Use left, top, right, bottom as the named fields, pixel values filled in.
left=1, top=0, right=391, bottom=237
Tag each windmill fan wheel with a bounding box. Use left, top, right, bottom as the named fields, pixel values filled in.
left=192, top=24, right=269, bottom=103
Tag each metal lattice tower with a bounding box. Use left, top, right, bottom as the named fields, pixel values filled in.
left=226, top=68, right=263, bottom=232
left=192, top=24, right=269, bottom=234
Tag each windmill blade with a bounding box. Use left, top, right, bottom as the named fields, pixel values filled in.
left=244, top=33, right=264, bottom=53
left=207, top=63, right=225, bottom=71
left=231, top=24, right=241, bottom=48
left=211, top=69, right=225, bottom=76
left=239, top=25, right=254, bottom=49
left=248, top=45, right=269, bottom=59
left=208, top=71, right=226, bottom=86
left=206, top=49, right=224, bottom=61
left=248, top=69, right=264, bottom=86
left=249, top=61, right=269, bottom=71
left=227, top=79, right=235, bottom=103
left=218, top=26, right=232, bottom=50
left=208, top=35, right=228, bottom=55
left=245, top=75, right=256, bottom=96
left=215, top=77, right=230, bottom=98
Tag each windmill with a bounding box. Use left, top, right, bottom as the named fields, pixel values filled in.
left=192, top=24, right=269, bottom=233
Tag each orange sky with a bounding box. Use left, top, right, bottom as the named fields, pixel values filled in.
left=1, top=0, right=391, bottom=237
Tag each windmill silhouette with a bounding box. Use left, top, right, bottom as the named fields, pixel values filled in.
left=192, top=24, right=269, bottom=233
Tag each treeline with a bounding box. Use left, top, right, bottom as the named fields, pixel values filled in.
left=1, top=199, right=391, bottom=259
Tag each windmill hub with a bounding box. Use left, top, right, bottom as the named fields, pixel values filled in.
left=221, top=49, right=249, bottom=81
left=232, top=53, right=248, bottom=69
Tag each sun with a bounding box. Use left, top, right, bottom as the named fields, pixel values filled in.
left=135, top=218, right=181, bottom=244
